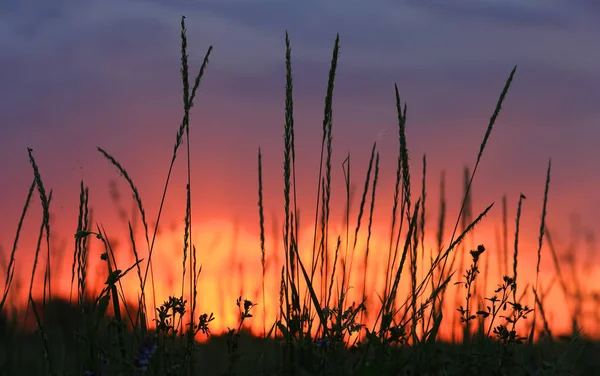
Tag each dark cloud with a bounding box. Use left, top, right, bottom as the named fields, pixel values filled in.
left=177, top=0, right=319, bottom=35
left=0, top=0, right=599, bottom=185
left=404, top=0, right=573, bottom=29
left=573, top=0, right=600, bottom=13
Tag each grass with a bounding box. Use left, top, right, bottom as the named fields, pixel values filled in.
left=0, top=16, right=598, bottom=376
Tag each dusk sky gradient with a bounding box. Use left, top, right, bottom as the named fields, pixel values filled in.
left=1, top=0, right=600, bottom=338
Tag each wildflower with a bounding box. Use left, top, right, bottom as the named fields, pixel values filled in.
left=316, top=337, right=328, bottom=347
left=469, top=244, right=485, bottom=263
left=133, top=333, right=158, bottom=374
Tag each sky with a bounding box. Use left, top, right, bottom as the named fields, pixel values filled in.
left=1, top=0, right=600, bottom=340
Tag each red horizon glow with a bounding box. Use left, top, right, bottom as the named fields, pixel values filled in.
left=3, top=203, right=598, bottom=344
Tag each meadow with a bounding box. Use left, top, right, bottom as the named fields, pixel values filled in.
left=1, top=17, right=598, bottom=375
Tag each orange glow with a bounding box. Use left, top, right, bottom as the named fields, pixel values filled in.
left=4, top=213, right=600, bottom=344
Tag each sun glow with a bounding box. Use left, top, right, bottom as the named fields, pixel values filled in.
left=5, top=216, right=600, bottom=344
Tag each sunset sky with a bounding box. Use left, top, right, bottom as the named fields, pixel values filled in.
left=1, top=0, right=600, bottom=340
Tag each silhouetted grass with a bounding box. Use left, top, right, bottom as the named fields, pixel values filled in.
left=0, top=15, right=597, bottom=376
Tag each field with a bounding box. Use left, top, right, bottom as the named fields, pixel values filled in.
left=1, top=17, right=598, bottom=376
